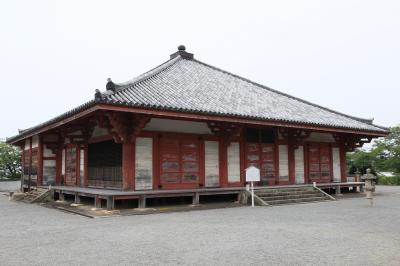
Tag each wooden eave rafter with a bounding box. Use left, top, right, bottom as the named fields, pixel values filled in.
left=7, top=103, right=388, bottom=144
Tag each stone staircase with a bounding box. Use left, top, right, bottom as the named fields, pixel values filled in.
left=254, top=186, right=334, bottom=206
left=17, top=188, right=51, bottom=203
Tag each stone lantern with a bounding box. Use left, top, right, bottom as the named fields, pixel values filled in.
left=361, top=169, right=376, bottom=206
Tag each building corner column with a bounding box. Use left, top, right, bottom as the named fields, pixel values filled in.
left=122, top=142, right=135, bottom=191
left=37, top=137, right=43, bottom=186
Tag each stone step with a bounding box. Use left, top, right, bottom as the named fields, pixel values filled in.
left=28, top=192, right=43, bottom=196
left=18, top=189, right=50, bottom=203
left=256, top=188, right=318, bottom=193
left=264, top=196, right=329, bottom=205
left=254, top=186, right=314, bottom=191
left=259, top=193, right=328, bottom=201
left=250, top=186, right=334, bottom=206
left=256, top=190, right=321, bottom=197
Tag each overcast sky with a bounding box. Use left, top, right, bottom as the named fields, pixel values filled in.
left=0, top=0, right=399, bottom=139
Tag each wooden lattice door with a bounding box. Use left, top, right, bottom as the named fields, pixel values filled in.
left=159, top=136, right=200, bottom=189
left=65, top=145, right=78, bottom=186
left=308, top=144, right=332, bottom=183
left=246, top=143, right=276, bottom=185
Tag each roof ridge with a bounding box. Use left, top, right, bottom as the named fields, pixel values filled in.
left=112, top=55, right=182, bottom=94
left=192, top=58, right=378, bottom=128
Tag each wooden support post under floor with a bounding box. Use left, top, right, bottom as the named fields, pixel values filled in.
left=59, top=191, right=65, bottom=201
left=75, top=193, right=80, bottom=204
left=192, top=192, right=200, bottom=205
left=106, top=196, right=114, bottom=210
left=94, top=195, right=101, bottom=209
left=336, top=185, right=342, bottom=196
left=138, top=196, right=146, bottom=209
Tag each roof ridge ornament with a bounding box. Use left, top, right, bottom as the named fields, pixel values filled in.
left=94, top=89, right=102, bottom=101
left=170, top=44, right=194, bottom=60
left=106, top=78, right=116, bottom=92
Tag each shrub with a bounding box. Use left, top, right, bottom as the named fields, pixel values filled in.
left=377, top=175, right=400, bottom=185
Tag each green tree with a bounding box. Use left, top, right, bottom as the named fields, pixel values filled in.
left=373, top=126, right=400, bottom=173
left=347, top=125, right=400, bottom=175
left=0, top=141, right=22, bottom=179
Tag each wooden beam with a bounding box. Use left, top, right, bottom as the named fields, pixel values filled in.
left=97, top=104, right=387, bottom=137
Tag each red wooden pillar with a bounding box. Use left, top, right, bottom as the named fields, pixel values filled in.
left=152, top=134, right=159, bottom=190
left=304, top=143, right=309, bottom=184
left=219, top=138, right=228, bottom=187
left=84, top=144, right=88, bottom=187
left=75, top=145, right=81, bottom=187
left=122, top=142, right=135, bottom=191
left=288, top=141, right=295, bottom=185
left=239, top=136, right=246, bottom=186
left=55, top=148, right=62, bottom=186
left=199, top=138, right=205, bottom=188
left=37, top=137, right=43, bottom=186
left=28, top=138, right=32, bottom=191
left=339, top=144, right=347, bottom=182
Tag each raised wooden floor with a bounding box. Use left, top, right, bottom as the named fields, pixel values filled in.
left=47, top=182, right=365, bottom=210
left=51, top=186, right=244, bottom=210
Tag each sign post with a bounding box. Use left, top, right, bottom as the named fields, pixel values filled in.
left=251, top=181, right=254, bottom=207
left=245, top=166, right=260, bottom=208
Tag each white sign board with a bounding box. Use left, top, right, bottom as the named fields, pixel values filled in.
left=246, top=166, right=260, bottom=182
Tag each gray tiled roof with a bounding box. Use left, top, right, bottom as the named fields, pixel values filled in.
left=7, top=49, right=387, bottom=143
left=103, top=53, right=387, bottom=133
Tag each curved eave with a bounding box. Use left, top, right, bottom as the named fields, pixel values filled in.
left=97, top=103, right=389, bottom=137
left=6, top=101, right=389, bottom=145
left=6, top=100, right=98, bottom=145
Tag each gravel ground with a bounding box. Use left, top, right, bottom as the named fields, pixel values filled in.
left=0, top=185, right=399, bottom=266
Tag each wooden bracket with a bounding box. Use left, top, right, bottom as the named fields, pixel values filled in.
left=207, top=122, right=242, bottom=145
left=40, top=132, right=62, bottom=155
left=279, top=128, right=310, bottom=148
left=64, top=125, right=88, bottom=145
left=338, top=134, right=373, bottom=151
left=105, top=111, right=150, bottom=143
